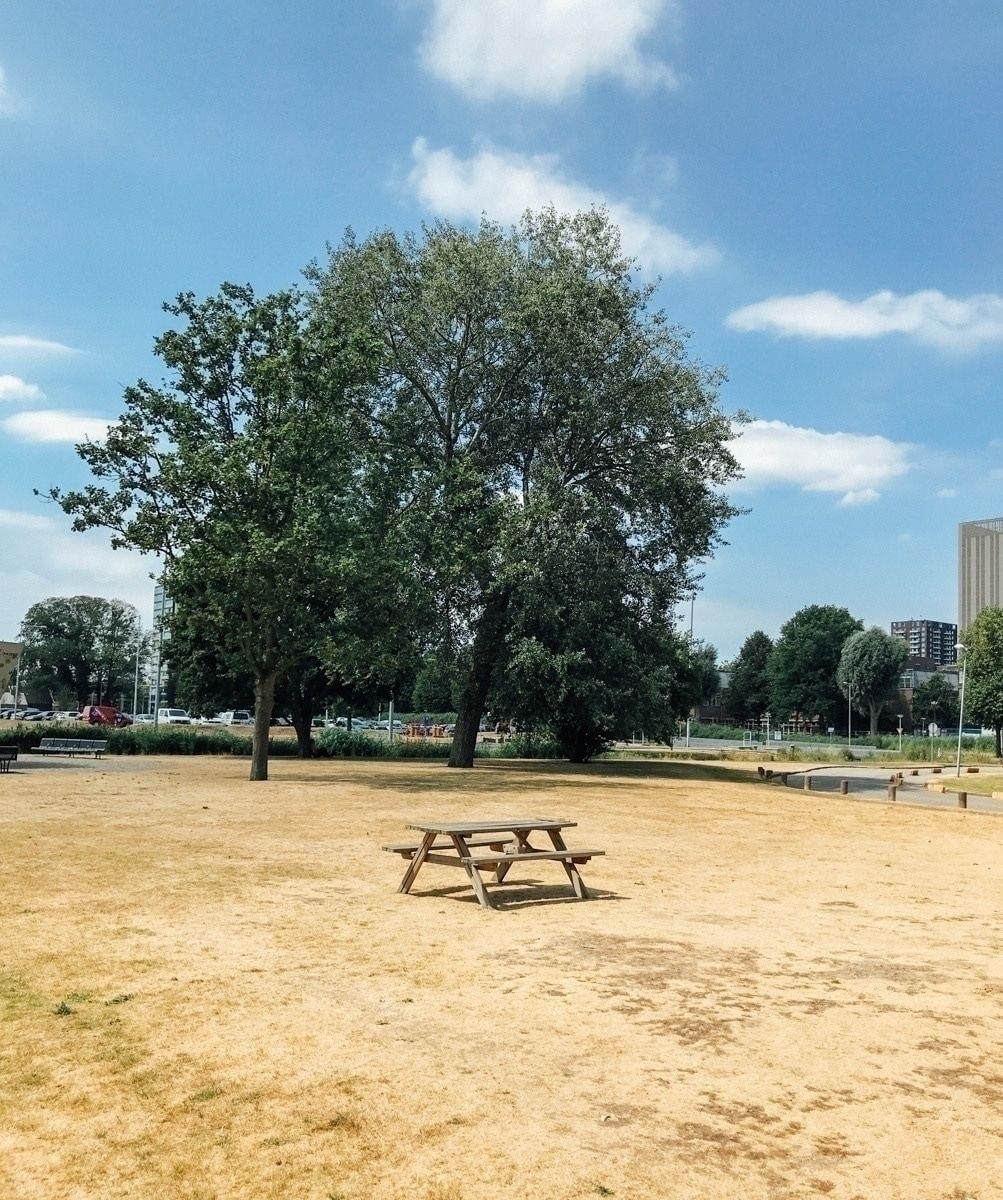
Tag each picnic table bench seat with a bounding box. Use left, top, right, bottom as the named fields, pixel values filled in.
left=461, top=849, right=605, bottom=866
left=0, top=746, right=17, bottom=773
left=31, top=738, right=108, bottom=758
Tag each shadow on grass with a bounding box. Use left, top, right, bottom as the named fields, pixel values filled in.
left=275, top=757, right=759, bottom=793
left=412, top=879, right=625, bottom=910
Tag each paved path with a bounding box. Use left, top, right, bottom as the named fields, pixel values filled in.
left=781, top=763, right=1003, bottom=815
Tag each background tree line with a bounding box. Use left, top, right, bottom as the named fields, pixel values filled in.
left=723, top=603, right=975, bottom=737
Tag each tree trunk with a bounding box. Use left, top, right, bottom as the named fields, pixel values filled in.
left=996, top=723, right=1002, bottom=759
left=250, top=671, right=277, bottom=781
left=448, top=591, right=510, bottom=769
left=287, top=686, right=314, bottom=758
left=869, top=703, right=879, bottom=736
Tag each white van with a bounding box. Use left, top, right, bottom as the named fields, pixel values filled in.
left=157, top=707, right=193, bottom=725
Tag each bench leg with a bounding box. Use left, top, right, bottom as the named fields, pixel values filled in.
left=398, top=831, right=436, bottom=894
left=451, top=833, right=493, bottom=909
left=548, top=829, right=590, bottom=899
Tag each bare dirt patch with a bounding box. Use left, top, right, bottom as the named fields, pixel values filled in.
left=1, top=756, right=1001, bottom=1199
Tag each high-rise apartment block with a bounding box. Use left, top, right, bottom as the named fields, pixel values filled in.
left=958, top=517, right=1003, bottom=632
left=890, top=619, right=957, bottom=668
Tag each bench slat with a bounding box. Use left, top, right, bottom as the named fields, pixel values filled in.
left=383, top=837, right=511, bottom=855
left=462, top=849, right=605, bottom=865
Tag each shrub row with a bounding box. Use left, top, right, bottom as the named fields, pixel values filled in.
left=0, top=722, right=565, bottom=761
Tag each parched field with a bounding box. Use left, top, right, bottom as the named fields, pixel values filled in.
left=2, top=757, right=1001, bottom=1200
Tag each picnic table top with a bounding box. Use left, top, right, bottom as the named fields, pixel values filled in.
left=405, top=817, right=576, bottom=835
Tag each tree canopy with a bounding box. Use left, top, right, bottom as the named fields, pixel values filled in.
left=910, top=671, right=959, bottom=732
left=18, top=595, right=141, bottom=709
left=837, top=626, right=908, bottom=735
left=310, top=208, right=743, bottom=764
left=768, top=605, right=862, bottom=729
left=726, top=630, right=773, bottom=723
left=50, top=283, right=373, bottom=779
left=961, top=607, right=1003, bottom=756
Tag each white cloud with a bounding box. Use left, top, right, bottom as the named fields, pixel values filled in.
left=731, top=419, right=912, bottom=506
left=0, top=66, right=21, bottom=118
left=2, top=409, right=111, bottom=444
left=0, top=334, right=80, bottom=357
left=937, top=487, right=959, bottom=499
left=419, top=0, right=679, bottom=102
left=837, top=488, right=880, bottom=508
left=0, top=375, right=44, bottom=403
left=726, top=289, right=1003, bottom=352
left=408, top=138, right=718, bottom=275
left=0, top=534, right=156, bottom=637
left=0, top=508, right=55, bottom=532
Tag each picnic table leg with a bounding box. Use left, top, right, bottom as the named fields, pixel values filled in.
left=397, top=830, right=436, bottom=894
left=450, top=833, right=494, bottom=909
left=547, top=829, right=589, bottom=900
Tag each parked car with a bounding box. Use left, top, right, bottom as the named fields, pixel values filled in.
left=134, top=713, right=155, bottom=724
left=25, top=710, right=55, bottom=721
left=81, top=705, right=133, bottom=727
left=215, top=710, right=252, bottom=726
left=157, top=707, right=193, bottom=725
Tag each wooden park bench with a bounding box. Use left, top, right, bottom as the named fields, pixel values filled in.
left=384, top=817, right=605, bottom=908
left=0, top=746, right=17, bottom=773
left=31, top=738, right=108, bottom=759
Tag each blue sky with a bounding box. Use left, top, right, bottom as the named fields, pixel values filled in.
left=1, top=0, right=1001, bottom=659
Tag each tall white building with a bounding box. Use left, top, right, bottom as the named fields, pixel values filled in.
left=958, top=518, right=1003, bottom=632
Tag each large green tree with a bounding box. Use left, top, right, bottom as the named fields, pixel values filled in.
left=491, top=486, right=707, bottom=760
left=960, top=607, right=1003, bottom=756
left=50, top=283, right=371, bottom=780
left=836, top=626, right=908, bottom=735
left=18, top=595, right=142, bottom=708
left=768, top=605, right=862, bottom=730
left=726, top=630, right=773, bottom=723
left=311, top=208, right=742, bottom=766
left=910, top=671, right=959, bottom=732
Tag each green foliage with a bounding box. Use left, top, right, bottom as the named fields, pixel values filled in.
left=0, top=722, right=300, bottom=757
left=726, top=630, right=773, bottom=722
left=961, top=607, right=1003, bottom=755
left=311, top=208, right=743, bottom=767
left=910, top=672, right=959, bottom=729
left=837, top=626, right=909, bottom=734
left=768, top=605, right=863, bottom=728
left=48, top=282, right=376, bottom=781
left=18, top=595, right=142, bottom=708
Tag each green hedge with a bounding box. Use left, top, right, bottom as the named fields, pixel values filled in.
left=314, top=728, right=563, bottom=760
left=0, top=722, right=299, bottom=757
left=0, top=722, right=567, bottom=761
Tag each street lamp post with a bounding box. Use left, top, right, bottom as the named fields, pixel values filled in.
left=847, top=679, right=853, bottom=754
left=955, top=643, right=967, bottom=778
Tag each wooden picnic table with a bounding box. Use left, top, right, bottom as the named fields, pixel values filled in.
left=383, top=817, right=604, bottom=909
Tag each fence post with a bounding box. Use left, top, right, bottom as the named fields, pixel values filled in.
left=887, top=783, right=897, bottom=801
left=803, top=774, right=812, bottom=791
left=840, top=780, right=849, bottom=795
left=958, top=792, right=968, bottom=809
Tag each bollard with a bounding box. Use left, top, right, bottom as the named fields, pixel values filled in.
left=967, top=766, right=979, bottom=774
left=840, top=780, right=849, bottom=795
left=958, top=792, right=968, bottom=809
left=758, top=766, right=765, bottom=777
left=910, top=769, right=918, bottom=776
left=932, top=767, right=941, bottom=775
left=803, top=774, right=812, bottom=791
left=887, top=783, right=897, bottom=801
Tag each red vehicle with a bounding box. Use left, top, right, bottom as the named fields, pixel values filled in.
left=80, top=705, right=133, bottom=727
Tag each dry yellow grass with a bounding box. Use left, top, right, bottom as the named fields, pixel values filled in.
left=1, top=755, right=1001, bottom=1200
